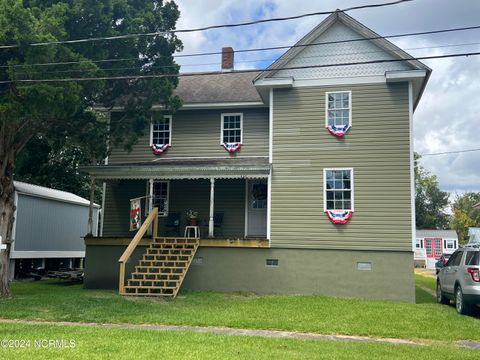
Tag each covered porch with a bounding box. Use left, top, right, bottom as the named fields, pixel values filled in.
left=83, top=158, right=271, bottom=244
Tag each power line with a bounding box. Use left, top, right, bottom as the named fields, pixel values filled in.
left=11, top=41, right=480, bottom=76
left=420, top=148, right=480, bottom=156
left=0, top=0, right=412, bottom=50
left=4, top=23, right=480, bottom=71
left=175, top=24, right=480, bottom=59
left=2, top=50, right=479, bottom=84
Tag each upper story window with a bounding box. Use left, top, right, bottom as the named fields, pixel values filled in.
left=151, top=180, right=169, bottom=216
left=324, top=169, right=354, bottom=212
left=221, top=113, right=243, bottom=144
left=325, top=91, right=352, bottom=137
left=151, top=114, right=172, bottom=145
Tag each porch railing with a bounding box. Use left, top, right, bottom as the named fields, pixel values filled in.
left=118, top=207, right=158, bottom=294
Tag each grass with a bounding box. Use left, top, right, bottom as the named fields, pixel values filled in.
left=0, top=275, right=478, bottom=342
left=1, top=322, right=479, bottom=360
left=415, top=274, right=437, bottom=292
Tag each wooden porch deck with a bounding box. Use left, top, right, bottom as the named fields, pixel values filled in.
left=85, top=237, right=269, bottom=248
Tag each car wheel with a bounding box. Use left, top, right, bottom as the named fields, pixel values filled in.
left=436, top=282, right=449, bottom=304
left=455, top=286, right=471, bottom=315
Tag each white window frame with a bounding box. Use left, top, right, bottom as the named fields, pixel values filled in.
left=150, top=115, right=172, bottom=146
left=444, top=239, right=456, bottom=250
left=323, top=168, right=354, bottom=212
left=149, top=179, right=170, bottom=217
left=416, top=238, right=424, bottom=249
left=325, top=91, right=352, bottom=128
left=220, top=113, right=243, bottom=144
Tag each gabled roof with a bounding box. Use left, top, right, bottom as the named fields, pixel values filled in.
left=416, top=229, right=458, bottom=239
left=254, top=11, right=431, bottom=110
left=14, top=181, right=99, bottom=208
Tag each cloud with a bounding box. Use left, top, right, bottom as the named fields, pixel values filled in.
left=174, top=0, right=480, bottom=193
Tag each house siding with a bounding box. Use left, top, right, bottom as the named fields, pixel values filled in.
left=102, top=179, right=246, bottom=238
left=108, top=108, right=269, bottom=164
left=270, top=82, right=412, bottom=251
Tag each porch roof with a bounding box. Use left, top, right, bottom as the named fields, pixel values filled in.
left=82, top=157, right=271, bottom=180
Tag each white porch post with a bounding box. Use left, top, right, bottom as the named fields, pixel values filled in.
left=87, top=177, right=95, bottom=236
left=209, top=178, right=215, bottom=238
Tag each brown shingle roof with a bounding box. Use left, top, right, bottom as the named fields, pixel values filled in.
left=175, top=71, right=262, bottom=104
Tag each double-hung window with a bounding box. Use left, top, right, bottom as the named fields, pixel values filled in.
left=221, top=113, right=242, bottom=144
left=151, top=180, right=169, bottom=216
left=150, top=114, right=172, bottom=146
left=324, top=169, right=354, bottom=211
left=325, top=91, right=351, bottom=129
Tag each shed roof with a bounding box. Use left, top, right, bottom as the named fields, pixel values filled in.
left=82, top=157, right=270, bottom=180
left=174, top=71, right=262, bottom=104
left=14, top=181, right=99, bottom=208
left=416, top=229, right=458, bottom=239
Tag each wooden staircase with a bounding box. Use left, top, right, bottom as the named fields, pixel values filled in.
left=118, top=207, right=199, bottom=299
left=123, top=237, right=199, bottom=298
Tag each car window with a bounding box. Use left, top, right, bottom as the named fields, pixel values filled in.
left=446, top=251, right=463, bottom=266
left=465, top=251, right=479, bottom=266
left=451, top=251, right=463, bottom=266
left=445, top=252, right=459, bottom=266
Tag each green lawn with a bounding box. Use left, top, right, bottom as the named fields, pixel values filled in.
left=0, top=275, right=478, bottom=343
left=1, top=322, right=479, bottom=360
left=415, top=274, right=437, bottom=292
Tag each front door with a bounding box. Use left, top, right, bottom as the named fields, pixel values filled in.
left=425, top=238, right=443, bottom=259
left=246, top=180, right=267, bottom=238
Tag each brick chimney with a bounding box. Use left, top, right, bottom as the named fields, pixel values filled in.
left=221, top=47, right=234, bottom=72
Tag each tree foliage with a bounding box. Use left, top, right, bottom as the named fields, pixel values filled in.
left=450, top=192, right=480, bottom=244
left=414, top=154, right=450, bottom=229
left=0, top=0, right=183, bottom=297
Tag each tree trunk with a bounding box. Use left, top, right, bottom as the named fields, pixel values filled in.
left=0, top=140, right=16, bottom=298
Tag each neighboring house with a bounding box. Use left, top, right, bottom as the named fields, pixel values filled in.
left=83, top=11, right=430, bottom=302
left=468, top=228, right=480, bottom=245
left=473, top=202, right=480, bottom=209
left=414, top=229, right=459, bottom=269
left=9, top=181, right=100, bottom=279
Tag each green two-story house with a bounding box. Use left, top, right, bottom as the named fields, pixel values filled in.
left=83, top=11, right=430, bottom=302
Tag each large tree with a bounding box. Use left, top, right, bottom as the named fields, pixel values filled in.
left=0, top=0, right=182, bottom=297
left=414, top=154, right=450, bottom=229
left=451, top=192, right=480, bottom=244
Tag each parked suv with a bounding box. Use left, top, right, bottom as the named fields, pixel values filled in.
left=436, top=245, right=480, bottom=314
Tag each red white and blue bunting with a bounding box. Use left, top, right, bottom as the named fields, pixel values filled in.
left=325, top=210, right=353, bottom=225
left=222, top=142, right=241, bottom=153
left=326, top=124, right=351, bottom=137
left=151, top=144, right=171, bottom=155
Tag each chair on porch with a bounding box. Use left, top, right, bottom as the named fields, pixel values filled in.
left=202, top=212, right=224, bottom=238
left=165, top=212, right=181, bottom=236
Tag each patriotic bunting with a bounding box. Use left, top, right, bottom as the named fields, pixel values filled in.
left=326, top=124, right=351, bottom=137
left=151, top=144, right=171, bottom=155
left=325, top=210, right=353, bottom=224
left=222, top=142, right=241, bottom=153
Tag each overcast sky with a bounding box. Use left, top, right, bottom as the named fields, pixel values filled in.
left=174, top=0, right=480, bottom=195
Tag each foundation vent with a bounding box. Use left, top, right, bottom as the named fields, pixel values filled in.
left=266, top=259, right=279, bottom=267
